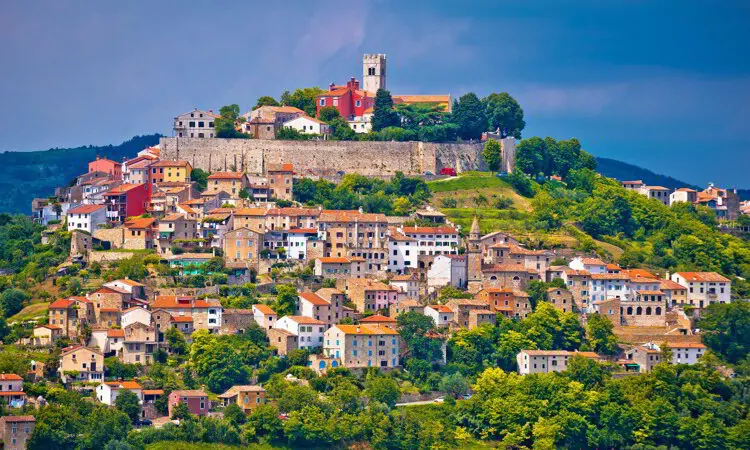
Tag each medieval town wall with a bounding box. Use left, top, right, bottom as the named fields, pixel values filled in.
left=160, top=137, right=487, bottom=178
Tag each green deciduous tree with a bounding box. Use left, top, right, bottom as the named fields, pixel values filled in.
left=190, top=168, right=209, bottom=191
left=114, top=389, right=141, bottom=423
left=483, top=92, right=525, bottom=139
left=698, top=301, right=750, bottom=364
left=364, top=375, right=400, bottom=408
left=318, top=106, right=341, bottom=123
left=280, top=87, right=325, bottom=116
left=587, top=313, right=620, bottom=355
left=483, top=139, right=502, bottom=172
left=254, top=96, right=279, bottom=109
left=451, top=92, right=487, bottom=140
left=215, top=104, right=248, bottom=139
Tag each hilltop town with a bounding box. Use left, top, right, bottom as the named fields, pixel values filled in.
left=0, top=54, right=748, bottom=450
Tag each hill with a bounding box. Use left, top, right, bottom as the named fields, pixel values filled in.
left=596, top=156, right=750, bottom=200
left=0, top=134, right=161, bottom=214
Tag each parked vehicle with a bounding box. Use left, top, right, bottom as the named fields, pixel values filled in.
left=439, top=167, right=457, bottom=176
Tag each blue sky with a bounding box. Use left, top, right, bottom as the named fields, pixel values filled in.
left=2, top=0, right=748, bottom=186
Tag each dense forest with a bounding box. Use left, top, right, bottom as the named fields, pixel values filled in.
left=0, top=134, right=160, bottom=213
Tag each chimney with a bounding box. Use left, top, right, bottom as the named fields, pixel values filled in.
left=329, top=82, right=336, bottom=91
left=356, top=326, right=360, bottom=333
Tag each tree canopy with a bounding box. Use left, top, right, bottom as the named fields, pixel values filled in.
left=484, top=92, right=525, bottom=138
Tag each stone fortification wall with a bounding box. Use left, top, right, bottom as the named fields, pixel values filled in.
left=160, top=137, right=485, bottom=178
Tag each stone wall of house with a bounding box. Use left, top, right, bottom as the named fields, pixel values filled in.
left=70, top=231, right=92, bottom=258
left=160, top=137, right=486, bottom=178
left=221, top=309, right=256, bottom=334
left=93, top=227, right=125, bottom=248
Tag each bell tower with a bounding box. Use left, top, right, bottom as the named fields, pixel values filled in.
left=467, top=216, right=483, bottom=292
left=363, top=54, right=387, bottom=93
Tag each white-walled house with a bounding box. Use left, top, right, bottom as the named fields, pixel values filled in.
left=389, top=274, right=420, bottom=300
left=569, top=257, right=607, bottom=274
left=427, top=254, right=467, bottom=291
left=274, top=316, right=326, bottom=350
left=67, top=204, right=107, bottom=233
left=283, top=116, right=330, bottom=135
left=252, top=304, right=277, bottom=330
left=287, top=228, right=318, bottom=260
left=121, top=307, right=152, bottom=329
left=664, top=342, right=707, bottom=365
left=425, top=305, right=454, bottom=327
left=670, top=272, right=731, bottom=308
left=96, top=380, right=143, bottom=406
left=388, top=226, right=460, bottom=273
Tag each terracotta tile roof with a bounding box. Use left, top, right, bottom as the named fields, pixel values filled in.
left=68, top=204, right=106, bottom=215
left=319, top=210, right=387, bottom=223
left=561, top=268, right=591, bottom=276
left=360, top=314, right=397, bottom=323
left=103, top=183, right=144, bottom=195
left=674, top=272, right=730, bottom=283
left=267, top=163, right=294, bottom=172
left=591, top=273, right=630, bottom=280
left=0, top=374, right=23, bottom=381
left=427, top=305, right=453, bottom=313
left=207, top=172, right=245, bottom=180
left=390, top=274, right=418, bottom=281
left=253, top=304, right=277, bottom=315
left=580, top=257, right=606, bottom=265
left=642, top=185, right=669, bottom=191
left=299, top=292, right=330, bottom=306
left=317, top=257, right=351, bottom=264
left=314, top=288, right=344, bottom=300
left=36, top=324, right=62, bottom=330
left=401, top=226, right=458, bottom=235
left=150, top=160, right=191, bottom=168
left=234, top=208, right=267, bottom=216
left=0, top=415, right=35, bottom=423
left=171, top=315, right=193, bottom=323
left=483, top=264, right=539, bottom=274
left=124, top=217, right=156, bottom=229
left=388, top=230, right=415, bottom=242
left=675, top=188, right=697, bottom=192
left=49, top=299, right=75, bottom=309
left=152, top=295, right=195, bottom=309
left=669, top=342, right=706, bottom=349
left=268, top=207, right=321, bottom=217
left=636, top=290, right=664, bottom=296
left=170, top=389, right=207, bottom=397
left=104, top=380, right=142, bottom=389
left=92, top=286, right=129, bottom=295
left=284, top=316, right=325, bottom=325
left=217, top=385, right=266, bottom=398
left=178, top=204, right=198, bottom=214
left=520, top=350, right=572, bottom=356
left=625, top=269, right=656, bottom=279
left=107, top=329, right=125, bottom=338
left=288, top=228, right=318, bottom=234
left=660, top=279, right=687, bottom=290
left=143, top=389, right=164, bottom=395
left=334, top=324, right=399, bottom=335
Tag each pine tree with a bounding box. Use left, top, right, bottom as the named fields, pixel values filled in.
left=371, top=89, right=399, bottom=131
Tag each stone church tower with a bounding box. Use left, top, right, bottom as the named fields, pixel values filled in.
left=363, top=54, right=387, bottom=93
left=467, top=216, right=483, bottom=292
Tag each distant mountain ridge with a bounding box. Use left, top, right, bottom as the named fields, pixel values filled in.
left=0, top=134, right=161, bottom=214
left=595, top=157, right=750, bottom=201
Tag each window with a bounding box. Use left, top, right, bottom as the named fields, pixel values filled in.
left=320, top=99, right=325, bottom=106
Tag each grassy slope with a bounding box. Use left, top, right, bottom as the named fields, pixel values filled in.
left=428, top=172, right=624, bottom=256
left=145, top=443, right=288, bottom=450
left=9, top=302, right=49, bottom=323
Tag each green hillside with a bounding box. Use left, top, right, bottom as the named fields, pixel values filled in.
left=0, top=134, right=161, bottom=213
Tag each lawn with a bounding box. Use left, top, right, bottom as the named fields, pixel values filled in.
left=8, top=302, right=49, bottom=324
left=428, top=172, right=532, bottom=212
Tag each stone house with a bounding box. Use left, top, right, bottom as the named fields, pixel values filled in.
left=468, top=309, right=496, bottom=329
left=267, top=328, right=298, bottom=356
left=670, top=272, right=731, bottom=309
left=218, top=385, right=266, bottom=413
left=206, top=172, right=249, bottom=197
left=0, top=415, right=35, bottom=450
left=475, top=288, right=531, bottom=319
left=625, top=344, right=662, bottom=373
left=121, top=322, right=159, bottom=364
left=173, top=108, right=217, bottom=138
left=222, top=227, right=262, bottom=267
left=389, top=299, right=424, bottom=317
left=59, top=346, right=104, bottom=383
left=446, top=299, right=493, bottom=328
left=482, top=265, right=540, bottom=291
left=546, top=288, right=574, bottom=313
left=274, top=316, right=326, bottom=351
left=345, top=278, right=399, bottom=313
left=0, top=374, right=26, bottom=408
left=266, top=163, right=294, bottom=201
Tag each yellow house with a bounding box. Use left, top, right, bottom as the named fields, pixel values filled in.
left=150, top=160, right=192, bottom=184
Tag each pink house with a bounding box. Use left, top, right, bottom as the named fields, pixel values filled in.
left=168, top=389, right=208, bottom=417
left=88, top=156, right=122, bottom=179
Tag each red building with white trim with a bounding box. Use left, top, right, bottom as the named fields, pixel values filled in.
left=316, top=78, right=374, bottom=120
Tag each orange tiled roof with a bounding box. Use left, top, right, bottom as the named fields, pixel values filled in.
left=0, top=374, right=23, bottom=381
left=660, top=279, right=687, bottom=290
left=150, top=160, right=191, bottom=168
left=107, top=329, right=125, bottom=338
left=207, top=172, right=245, bottom=180
left=68, top=204, right=106, bottom=215
left=171, top=315, right=193, bottom=323
left=103, top=184, right=143, bottom=195
left=317, top=257, right=351, bottom=264
left=334, top=324, right=399, bottom=335
left=124, top=217, right=156, bottom=229
left=267, top=163, right=294, bottom=173
left=284, top=316, right=325, bottom=325
left=299, top=292, right=330, bottom=306
left=675, top=272, right=730, bottom=283
left=49, top=299, right=75, bottom=309
left=253, top=304, right=277, bottom=315
left=401, top=226, right=457, bottom=234
left=427, top=305, right=453, bottom=313
left=360, top=314, right=397, bottom=323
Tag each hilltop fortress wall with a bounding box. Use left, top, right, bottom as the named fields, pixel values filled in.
left=160, top=137, right=491, bottom=178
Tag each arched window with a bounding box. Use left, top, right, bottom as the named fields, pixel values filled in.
left=512, top=276, right=520, bottom=281
left=636, top=306, right=642, bottom=315
left=627, top=306, right=633, bottom=315
left=655, top=307, right=662, bottom=315
left=646, top=307, right=652, bottom=315
left=490, top=276, right=497, bottom=281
